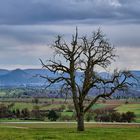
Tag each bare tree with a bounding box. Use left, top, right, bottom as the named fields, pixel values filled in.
left=40, top=28, right=134, bottom=131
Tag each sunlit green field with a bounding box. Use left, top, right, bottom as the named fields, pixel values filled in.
left=0, top=123, right=140, bottom=140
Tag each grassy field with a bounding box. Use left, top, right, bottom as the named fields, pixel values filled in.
left=0, top=123, right=140, bottom=140
left=115, top=104, right=140, bottom=122
left=11, top=102, right=34, bottom=110
left=10, top=102, right=62, bottom=111
left=61, top=111, right=73, bottom=116
left=92, top=103, right=106, bottom=110
left=0, top=101, right=65, bottom=111
left=1, top=98, right=140, bottom=122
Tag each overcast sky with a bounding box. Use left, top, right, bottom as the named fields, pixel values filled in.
left=0, top=0, right=140, bottom=70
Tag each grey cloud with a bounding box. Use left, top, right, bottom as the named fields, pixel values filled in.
left=0, top=0, right=140, bottom=69
left=101, top=24, right=140, bottom=47
left=0, top=24, right=140, bottom=70
left=0, top=25, right=56, bottom=47
left=0, top=24, right=140, bottom=53
left=0, top=0, right=139, bottom=25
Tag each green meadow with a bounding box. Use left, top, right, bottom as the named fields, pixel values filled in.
left=0, top=123, right=140, bottom=140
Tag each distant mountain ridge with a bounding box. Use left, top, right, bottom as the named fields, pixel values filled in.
left=0, top=69, right=140, bottom=90
left=0, top=69, right=47, bottom=87
left=0, top=69, right=9, bottom=76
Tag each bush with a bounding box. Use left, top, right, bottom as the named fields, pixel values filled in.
left=95, top=113, right=110, bottom=122
left=15, top=109, right=20, bottom=118
left=121, top=111, right=136, bottom=122
left=94, top=111, right=136, bottom=122
left=85, top=112, right=94, bottom=122
left=0, top=104, right=13, bottom=118
left=31, top=105, right=42, bottom=120
left=125, top=101, right=129, bottom=104
left=48, top=110, right=59, bottom=121
left=21, top=108, right=30, bottom=119
left=110, top=112, right=121, bottom=122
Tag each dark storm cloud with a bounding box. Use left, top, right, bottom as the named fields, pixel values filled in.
left=0, top=0, right=140, bottom=25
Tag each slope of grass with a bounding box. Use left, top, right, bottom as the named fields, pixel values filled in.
left=11, top=103, right=34, bottom=110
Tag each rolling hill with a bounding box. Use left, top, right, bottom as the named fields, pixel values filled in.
left=0, top=69, right=139, bottom=90
left=0, top=69, right=9, bottom=76
left=0, top=69, right=46, bottom=87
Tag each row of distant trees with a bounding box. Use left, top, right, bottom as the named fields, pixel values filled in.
left=0, top=103, right=75, bottom=121
left=0, top=104, right=46, bottom=120
left=0, top=104, right=74, bottom=121
left=0, top=103, right=136, bottom=122
left=94, top=111, right=136, bottom=123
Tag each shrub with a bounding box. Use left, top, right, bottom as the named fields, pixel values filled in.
left=31, top=105, right=42, bottom=120
left=110, top=112, right=121, bottom=122
left=21, top=108, right=30, bottom=119
left=85, top=112, right=94, bottom=122
left=121, top=111, right=136, bottom=122
left=48, top=110, right=59, bottom=121
left=125, top=101, right=129, bottom=104
left=94, top=111, right=136, bottom=122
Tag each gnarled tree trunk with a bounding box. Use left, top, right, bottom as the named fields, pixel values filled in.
left=77, top=106, right=84, bottom=131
